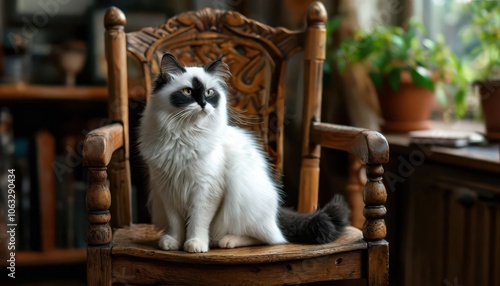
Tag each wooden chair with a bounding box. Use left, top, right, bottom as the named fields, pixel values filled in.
left=82, top=2, right=389, bottom=285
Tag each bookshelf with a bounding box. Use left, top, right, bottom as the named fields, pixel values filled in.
left=0, top=84, right=108, bottom=268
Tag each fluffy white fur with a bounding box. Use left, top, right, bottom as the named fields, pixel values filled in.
left=139, top=62, right=287, bottom=253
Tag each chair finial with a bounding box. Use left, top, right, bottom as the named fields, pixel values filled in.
left=104, top=6, right=126, bottom=29
left=307, top=1, right=327, bottom=25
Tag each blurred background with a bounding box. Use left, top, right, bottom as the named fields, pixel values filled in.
left=1, top=0, right=498, bottom=285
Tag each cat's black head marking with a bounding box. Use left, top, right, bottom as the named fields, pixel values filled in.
left=204, top=58, right=224, bottom=73
left=191, top=77, right=207, bottom=108
left=160, top=53, right=186, bottom=80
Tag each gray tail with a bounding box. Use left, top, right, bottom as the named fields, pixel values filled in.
left=278, top=194, right=351, bottom=244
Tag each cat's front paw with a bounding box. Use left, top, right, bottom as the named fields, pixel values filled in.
left=184, top=238, right=209, bottom=253
left=159, top=234, right=181, bottom=251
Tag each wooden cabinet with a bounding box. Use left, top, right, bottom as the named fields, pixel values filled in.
left=385, top=132, right=500, bottom=286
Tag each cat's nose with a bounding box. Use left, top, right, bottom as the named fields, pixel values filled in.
left=199, top=100, right=207, bottom=109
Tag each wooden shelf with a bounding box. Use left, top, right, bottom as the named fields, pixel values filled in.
left=0, top=83, right=107, bottom=101
left=4, top=249, right=87, bottom=266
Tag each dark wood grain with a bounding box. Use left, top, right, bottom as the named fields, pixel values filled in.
left=112, top=251, right=364, bottom=285
left=367, top=241, right=389, bottom=286
left=87, top=247, right=112, bottom=286
left=82, top=123, right=123, bottom=167
left=311, top=122, right=389, bottom=165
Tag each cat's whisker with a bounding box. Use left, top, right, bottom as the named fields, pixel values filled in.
left=228, top=107, right=262, bottom=127
left=166, top=109, right=191, bottom=130
left=177, top=110, right=193, bottom=126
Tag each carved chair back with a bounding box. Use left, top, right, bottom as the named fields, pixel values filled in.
left=127, top=9, right=307, bottom=172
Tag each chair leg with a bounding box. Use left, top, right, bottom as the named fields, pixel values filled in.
left=367, top=240, right=389, bottom=286
left=87, top=247, right=112, bottom=286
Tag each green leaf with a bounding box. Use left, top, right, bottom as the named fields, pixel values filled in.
left=454, top=89, right=467, bottom=118
left=326, top=17, right=341, bottom=34
left=358, top=37, right=374, bottom=60
left=369, top=71, right=383, bottom=88
left=326, top=17, right=341, bottom=46
left=388, top=69, right=401, bottom=91
left=372, top=52, right=390, bottom=73
left=410, top=67, right=434, bottom=91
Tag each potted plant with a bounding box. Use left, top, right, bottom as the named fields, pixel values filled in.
left=462, top=1, right=500, bottom=139
left=334, top=18, right=467, bottom=132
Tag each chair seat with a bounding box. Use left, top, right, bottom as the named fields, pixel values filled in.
left=112, top=224, right=366, bottom=264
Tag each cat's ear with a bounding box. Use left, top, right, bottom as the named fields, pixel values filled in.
left=160, top=53, right=186, bottom=82
left=204, top=58, right=231, bottom=80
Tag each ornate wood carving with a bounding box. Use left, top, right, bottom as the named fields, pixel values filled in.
left=126, top=8, right=304, bottom=171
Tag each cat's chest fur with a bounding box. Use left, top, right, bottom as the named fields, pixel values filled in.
left=142, top=123, right=226, bottom=194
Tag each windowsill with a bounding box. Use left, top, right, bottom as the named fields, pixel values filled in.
left=427, top=120, right=486, bottom=133
left=383, top=120, right=500, bottom=173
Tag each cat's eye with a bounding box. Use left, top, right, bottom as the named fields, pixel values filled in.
left=182, top=88, right=192, bottom=96
left=206, top=89, right=214, bottom=97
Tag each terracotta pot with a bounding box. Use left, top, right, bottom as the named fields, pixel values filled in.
left=377, top=72, right=435, bottom=133
left=477, top=80, right=500, bottom=140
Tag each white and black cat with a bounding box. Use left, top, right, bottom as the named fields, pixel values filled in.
left=138, top=53, right=350, bottom=253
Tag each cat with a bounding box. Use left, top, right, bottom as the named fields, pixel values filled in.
left=138, top=53, right=350, bottom=253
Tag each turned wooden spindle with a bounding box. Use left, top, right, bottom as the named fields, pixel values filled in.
left=298, top=2, right=327, bottom=213
left=362, top=164, right=388, bottom=241
left=86, top=168, right=112, bottom=246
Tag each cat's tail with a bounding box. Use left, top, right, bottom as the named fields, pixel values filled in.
left=278, top=194, right=351, bottom=244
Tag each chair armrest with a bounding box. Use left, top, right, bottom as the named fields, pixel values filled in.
left=83, top=123, right=124, bottom=167
left=311, top=122, right=389, bottom=242
left=82, top=123, right=124, bottom=247
left=310, top=122, right=389, bottom=165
